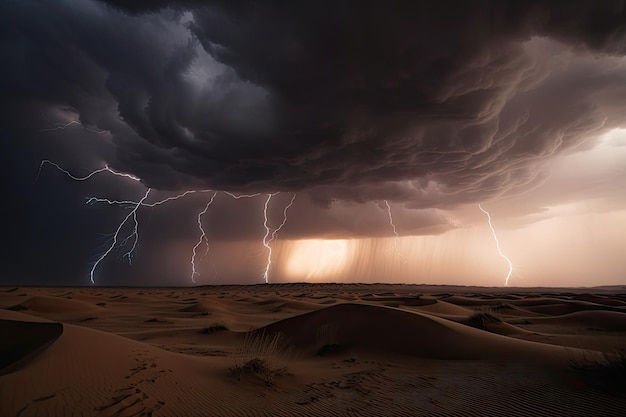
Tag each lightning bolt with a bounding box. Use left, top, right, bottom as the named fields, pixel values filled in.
left=261, top=193, right=296, bottom=283
left=86, top=190, right=213, bottom=208
left=479, top=204, right=513, bottom=286
left=190, top=191, right=218, bottom=283
left=90, top=188, right=151, bottom=283
left=38, top=160, right=166, bottom=283
left=36, top=159, right=141, bottom=183
left=262, top=193, right=278, bottom=283
left=39, top=158, right=297, bottom=284
left=39, top=120, right=82, bottom=131
left=224, top=191, right=261, bottom=199
left=87, top=189, right=219, bottom=282
left=384, top=200, right=400, bottom=251
left=37, top=160, right=148, bottom=282
left=40, top=111, right=108, bottom=134
left=383, top=200, right=408, bottom=263
left=271, top=193, right=296, bottom=241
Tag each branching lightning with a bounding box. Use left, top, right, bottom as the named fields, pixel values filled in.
left=86, top=190, right=213, bottom=208
left=261, top=193, right=296, bottom=283
left=36, top=159, right=141, bottom=183
left=224, top=191, right=261, bottom=199
left=37, top=160, right=147, bottom=282
left=190, top=191, right=218, bottom=283
left=39, top=156, right=298, bottom=284
left=262, top=193, right=278, bottom=283
left=89, top=188, right=151, bottom=283
left=479, top=203, right=513, bottom=286
left=271, top=194, right=296, bottom=241
left=40, top=112, right=108, bottom=134
left=39, top=160, right=214, bottom=283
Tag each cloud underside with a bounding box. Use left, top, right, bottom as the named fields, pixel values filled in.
left=2, top=0, right=626, bottom=208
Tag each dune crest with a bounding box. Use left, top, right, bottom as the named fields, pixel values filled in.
left=0, top=319, right=63, bottom=376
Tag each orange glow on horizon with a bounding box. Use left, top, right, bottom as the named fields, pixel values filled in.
left=284, top=239, right=350, bottom=280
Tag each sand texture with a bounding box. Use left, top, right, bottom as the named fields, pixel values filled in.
left=1, top=284, right=626, bottom=416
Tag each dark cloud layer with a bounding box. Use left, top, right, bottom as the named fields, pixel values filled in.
left=2, top=0, right=626, bottom=285
left=2, top=0, right=626, bottom=209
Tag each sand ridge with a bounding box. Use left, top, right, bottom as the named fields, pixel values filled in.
left=1, top=284, right=625, bottom=416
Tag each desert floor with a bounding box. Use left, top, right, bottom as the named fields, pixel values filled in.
left=1, top=283, right=626, bottom=416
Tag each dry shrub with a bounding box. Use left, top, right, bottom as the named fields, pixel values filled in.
left=230, top=331, right=292, bottom=386
left=201, top=323, right=228, bottom=334
left=465, top=307, right=503, bottom=330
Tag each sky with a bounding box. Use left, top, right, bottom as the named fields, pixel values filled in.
left=1, top=0, right=626, bottom=287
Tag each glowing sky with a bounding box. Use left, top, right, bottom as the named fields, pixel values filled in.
left=2, top=0, right=626, bottom=287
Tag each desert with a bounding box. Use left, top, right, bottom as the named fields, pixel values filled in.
left=2, top=284, right=626, bottom=416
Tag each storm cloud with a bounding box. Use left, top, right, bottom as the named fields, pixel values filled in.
left=1, top=0, right=625, bottom=206
left=2, top=1, right=626, bottom=285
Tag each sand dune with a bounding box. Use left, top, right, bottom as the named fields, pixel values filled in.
left=0, top=318, right=63, bottom=376
left=1, top=284, right=625, bottom=416
left=257, top=303, right=590, bottom=365
left=527, top=310, right=626, bottom=332
left=406, top=299, right=474, bottom=318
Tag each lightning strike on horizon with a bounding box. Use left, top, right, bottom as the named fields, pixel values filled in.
left=39, top=157, right=299, bottom=284
left=479, top=203, right=514, bottom=286
left=38, top=160, right=150, bottom=283
left=89, top=188, right=151, bottom=283
left=262, top=193, right=278, bottom=283
left=190, top=191, right=218, bottom=283
left=260, top=193, right=297, bottom=283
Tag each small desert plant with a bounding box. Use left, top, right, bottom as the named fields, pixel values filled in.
left=570, top=349, right=626, bottom=396
left=490, top=302, right=513, bottom=312
left=465, top=307, right=503, bottom=330
left=229, top=331, right=292, bottom=387
left=230, top=357, right=287, bottom=387
left=201, top=324, right=228, bottom=334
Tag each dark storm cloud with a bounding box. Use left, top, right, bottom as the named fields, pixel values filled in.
left=2, top=0, right=626, bottom=207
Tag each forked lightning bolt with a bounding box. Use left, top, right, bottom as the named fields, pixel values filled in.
left=88, top=190, right=218, bottom=281
left=262, top=194, right=278, bottom=283
left=271, top=194, right=296, bottom=241
left=224, top=191, right=261, bottom=199
left=86, top=190, right=213, bottom=208
left=479, top=204, right=513, bottom=286
left=39, top=112, right=108, bottom=135
left=36, top=160, right=148, bottom=282
left=36, top=160, right=141, bottom=183
left=38, top=160, right=209, bottom=283
left=39, top=159, right=297, bottom=284
left=262, top=193, right=296, bottom=283
left=89, top=188, right=151, bottom=283
left=190, top=192, right=218, bottom=283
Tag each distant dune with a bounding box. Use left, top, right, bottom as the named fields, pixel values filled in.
left=1, top=284, right=625, bottom=416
